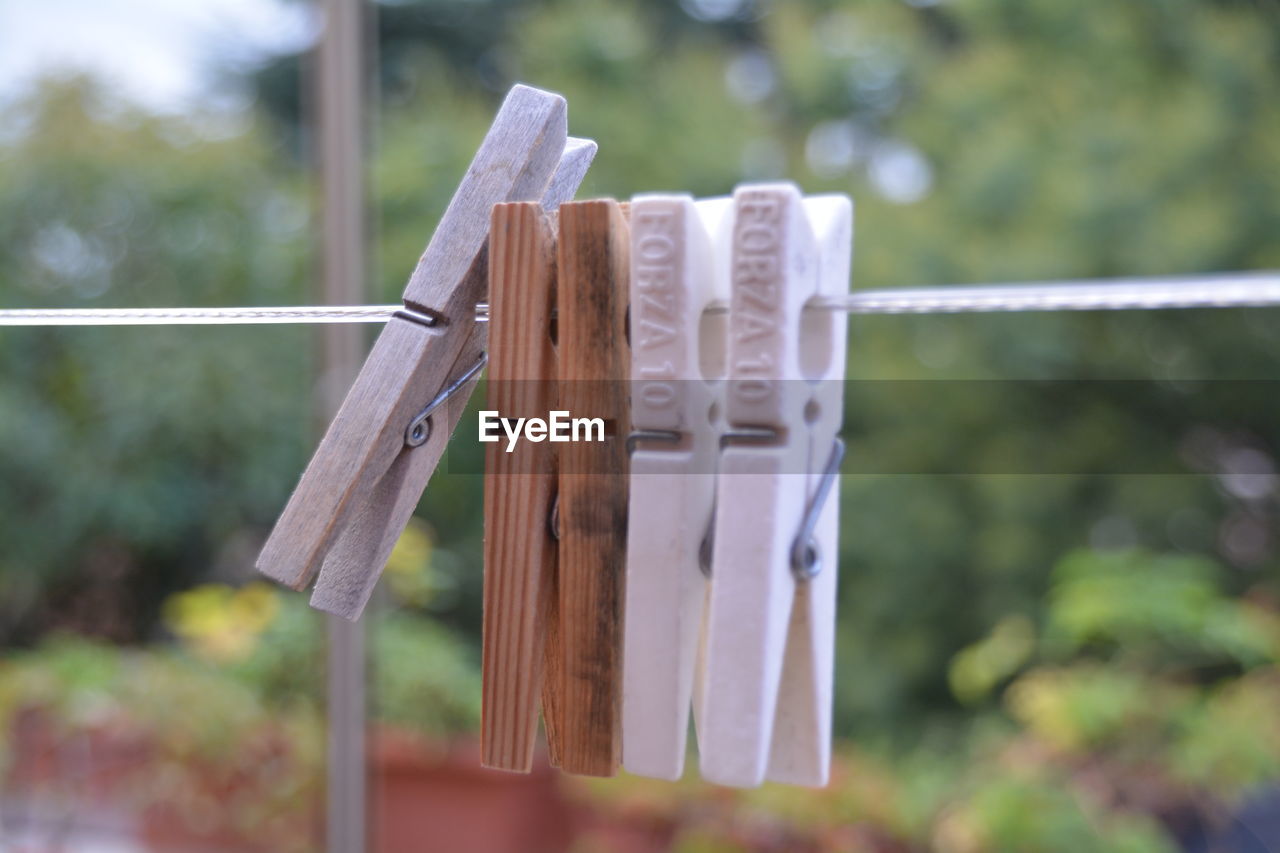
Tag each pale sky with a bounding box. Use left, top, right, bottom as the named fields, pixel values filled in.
left=0, top=0, right=317, bottom=112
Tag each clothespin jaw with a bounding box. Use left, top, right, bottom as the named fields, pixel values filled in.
left=621, top=194, right=730, bottom=781
left=256, top=84, right=597, bottom=622
left=699, top=183, right=851, bottom=788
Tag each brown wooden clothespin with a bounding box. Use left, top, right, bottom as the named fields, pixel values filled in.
left=256, top=84, right=596, bottom=620
left=482, top=200, right=630, bottom=777
left=481, top=202, right=562, bottom=772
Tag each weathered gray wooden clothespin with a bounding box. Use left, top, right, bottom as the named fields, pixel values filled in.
left=257, top=84, right=597, bottom=619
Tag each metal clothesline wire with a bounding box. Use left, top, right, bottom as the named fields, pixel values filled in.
left=1, top=271, right=1278, bottom=326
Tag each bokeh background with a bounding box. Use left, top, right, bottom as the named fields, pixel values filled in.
left=2, top=0, right=1280, bottom=851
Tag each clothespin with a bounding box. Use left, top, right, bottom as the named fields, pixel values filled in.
left=766, top=193, right=850, bottom=786
left=480, top=198, right=631, bottom=778
left=621, top=193, right=732, bottom=780
left=554, top=199, right=631, bottom=776
left=256, top=84, right=597, bottom=619
left=699, top=183, right=852, bottom=788
left=481, top=201, right=562, bottom=772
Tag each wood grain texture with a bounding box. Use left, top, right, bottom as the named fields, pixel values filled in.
left=307, top=135, right=597, bottom=618
left=401, top=85, right=567, bottom=309
left=543, top=138, right=596, bottom=213
left=309, top=322, right=485, bottom=616
left=541, top=549, right=565, bottom=768
left=555, top=200, right=631, bottom=777
left=257, top=85, right=569, bottom=591
left=258, top=318, right=458, bottom=591
left=481, top=203, right=560, bottom=772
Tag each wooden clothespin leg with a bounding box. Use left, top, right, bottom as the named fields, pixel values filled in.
left=621, top=194, right=731, bottom=780
left=700, top=183, right=851, bottom=788
left=256, top=84, right=596, bottom=621
left=481, top=201, right=563, bottom=772
left=556, top=199, right=630, bottom=777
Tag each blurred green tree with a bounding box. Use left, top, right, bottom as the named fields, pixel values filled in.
left=0, top=78, right=314, bottom=643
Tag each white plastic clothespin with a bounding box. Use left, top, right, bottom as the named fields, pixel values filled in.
left=622, top=194, right=731, bottom=780
left=257, top=85, right=597, bottom=618
left=700, top=182, right=852, bottom=788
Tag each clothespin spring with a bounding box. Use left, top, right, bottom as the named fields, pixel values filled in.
left=789, top=438, right=845, bottom=580
left=404, top=354, right=489, bottom=447
left=624, top=428, right=845, bottom=582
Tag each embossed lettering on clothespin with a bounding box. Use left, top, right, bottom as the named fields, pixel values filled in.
left=699, top=183, right=851, bottom=788
left=621, top=193, right=731, bottom=781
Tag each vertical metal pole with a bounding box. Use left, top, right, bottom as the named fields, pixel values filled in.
left=317, top=1, right=368, bottom=850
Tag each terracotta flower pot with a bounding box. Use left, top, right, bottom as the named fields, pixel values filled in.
left=371, top=728, right=575, bottom=853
